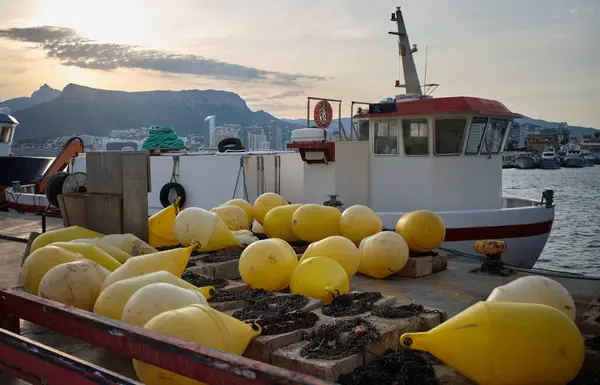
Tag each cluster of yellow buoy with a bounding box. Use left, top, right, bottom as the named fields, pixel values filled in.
left=400, top=275, right=584, bottom=384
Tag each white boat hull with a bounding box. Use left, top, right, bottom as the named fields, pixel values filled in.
left=3, top=186, right=49, bottom=214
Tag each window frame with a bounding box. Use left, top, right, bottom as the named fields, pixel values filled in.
left=433, top=117, right=468, bottom=156
left=480, top=118, right=510, bottom=155
left=464, top=117, right=489, bottom=155
left=402, top=117, right=430, bottom=157
left=372, top=119, right=400, bottom=157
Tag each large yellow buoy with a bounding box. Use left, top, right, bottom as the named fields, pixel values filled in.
left=253, top=192, right=288, bottom=225
left=30, top=226, right=103, bottom=253
left=148, top=202, right=180, bottom=248
left=38, top=260, right=109, bottom=311
left=94, top=271, right=214, bottom=320
left=100, top=246, right=194, bottom=291
left=290, top=257, right=349, bottom=304
left=300, top=236, right=360, bottom=277
left=400, top=301, right=584, bottom=385
left=49, top=242, right=121, bottom=271
left=22, top=246, right=84, bottom=295
left=291, top=204, right=342, bottom=242
left=133, top=304, right=261, bottom=385
left=71, top=238, right=132, bottom=263
left=358, top=231, right=409, bottom=279
left=210, top=205, right=250, bottom=231
left=340, top=205, right=382, bottom=245
left=238, top=239, right=298, bottom=291
left=221, top=199, right=254, bottom=224
left=101, top=234, right=157, bottom=256
left=487, top=276, right=576, bottom=321
left=122, top=283, right=208, bottom=327
left=173, top=207, right=239, bottom=252
left=263, top=203, right=303, bottom=242
left=395, top=210, right=446, bottom=253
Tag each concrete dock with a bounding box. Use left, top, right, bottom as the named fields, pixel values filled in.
left=0, top=211, right=598, bottom=384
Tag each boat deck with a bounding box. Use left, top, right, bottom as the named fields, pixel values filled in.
left=0, top=212, right=598, bottom=384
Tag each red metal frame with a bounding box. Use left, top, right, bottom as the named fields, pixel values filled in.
left=0, top=288, right=332, bottom=385
left=286, top=142, right=336, bottom=163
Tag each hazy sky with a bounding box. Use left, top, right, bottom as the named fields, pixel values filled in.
left=1, top=0, right=598, bottom=127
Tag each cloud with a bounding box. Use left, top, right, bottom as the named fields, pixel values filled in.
left=263, top=90, right=305, bottom=100
left=0, top=26, right=325, bottom=86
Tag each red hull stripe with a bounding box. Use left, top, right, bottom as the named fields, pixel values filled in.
left=5, top=202, right=48, bottom=214
left=445, top=220, right=553, bottom=242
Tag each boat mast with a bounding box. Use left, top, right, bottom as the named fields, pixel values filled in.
left=390, top=7, right=422, bottom=96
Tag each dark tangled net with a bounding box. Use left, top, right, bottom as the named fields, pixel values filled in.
left=322, top=292, right=383, bottom=317
left=300, top=318, right=380, bottom=359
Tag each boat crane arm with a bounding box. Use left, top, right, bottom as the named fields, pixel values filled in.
left=37, top=136, right=84, bottom=193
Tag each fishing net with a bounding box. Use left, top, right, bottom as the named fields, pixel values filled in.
left=586, top=336, right=600, bottom=351
left=141, top=125, right=186, bottom=150
left=569, top=372, right=600, bottom=385
left=181, top=271, right=228, bottom=289
left=337, top=349, right=437, bottom=385
left=300, top=318, right=380, bottom=360
left=373, top=303, right=445, bottom=322
left=322, top=292, right=383, bottom=317
left=208, top=288, right=272, bottom=303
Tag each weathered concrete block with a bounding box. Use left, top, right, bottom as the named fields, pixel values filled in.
left=186, top=259, right=241, bottom=280
left=362, top=320, right=400, bottom=361
left=579, top=308, right=600, bottom=335
left=432, top=253, right=449, bottom=273
left=244, top=330, right=305, bottom=363
left=366, top=315, right=422, bottom=341
left=224, top=280, right=249, bottom=293
left=398, top=256, right=433, bottom=278
left=271, top=341, right=364, bottom=382
left=420, top=310, right=444, bottom=331
left=434, top=365, right=476, bottom=385
left=373, top=295, right=397, bottom=309
left=589, top=296, right=600, bottom=309
left=209, top=299, right=246, bottom=311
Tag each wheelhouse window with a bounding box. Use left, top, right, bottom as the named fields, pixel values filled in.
left=481, top=119, right=509, bottom=154
left=465, top=117, right=488, bottom=155
left=402, top=119, right=429, bottom=155
left=373, top=121, right=398, bottom=155
left=434, top=118, right=467, bottom=155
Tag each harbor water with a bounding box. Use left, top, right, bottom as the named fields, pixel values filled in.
left=503, top=166, right=600, bottom=275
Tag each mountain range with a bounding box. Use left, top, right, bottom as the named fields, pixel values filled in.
left=1, top=84, right=292, bottom=139
left=2, top=84, right=597, bottom=139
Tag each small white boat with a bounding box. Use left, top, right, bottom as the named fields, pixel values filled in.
left=561, top=144, right=585, bottom=168
left=538, top=146, right=560, bottom=170
left=69, top=7, right=556, bottom=269
left=514, top=152, right=538, bottom=169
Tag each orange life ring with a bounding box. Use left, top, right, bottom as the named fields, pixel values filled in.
left=314, top=100, right=333, bottom=128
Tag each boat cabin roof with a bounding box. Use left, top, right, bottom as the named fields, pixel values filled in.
left=353, top=96, right=521, bottom=120
left=0, top=113, right=18, bottom=125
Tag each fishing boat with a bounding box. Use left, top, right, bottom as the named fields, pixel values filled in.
left=582, top=149, right=595, bottom=167
left=514, top=151, right=538, bottom=169
left=70, top=8, right=557, bottom=268
left=561, top=144, right=585, bottom=168
left=538, top=146, right=560, bottom=170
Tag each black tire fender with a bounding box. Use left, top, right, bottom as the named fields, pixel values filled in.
left=218, top=138, right=244, bottom=153
left=159, top=182, right=186, bottom=208
left=45, top=171, right=70, bottom=207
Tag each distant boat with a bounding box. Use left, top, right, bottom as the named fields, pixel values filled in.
left=561, top=144, right=584, bottom=168
left=582, top=149, right=595, bottom=167
left=538, top=146, right=560, bottom=170
left=515, top=151, right=538, bottom=169
left=502, top=152, right=517, bottom=169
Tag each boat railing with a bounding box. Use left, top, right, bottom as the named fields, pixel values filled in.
left=502, top=196, right=541, bottom=208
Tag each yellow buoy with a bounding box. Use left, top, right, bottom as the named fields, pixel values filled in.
left=290, top=257, right=349, bottom=304
left=38, top=260, right=109, bottom=311
left=49, top=242, right=121, bottom=271
left=101, top=234, right=157, bottom=256
left=340, top=205, right=382, bottom=245
left=100, top=246, right=194, bottom=291
left=22, top=246, right=84, bottom=295
left=263, top=203, right=303, bottom=242
left=395, top=210, right=446, bottom=252
left=71, top=238, right=132, bottom=263
left=30, top=226, right=103, bottom=253
left=221, top=199, right=254, bottom=224
left=238, top=238, right=298, bottom=291
left=94, top=271, right=214, bottom=320
left=173, top=207, right=239, bottom=252
left=133, top=304, right=261, bottom=385
left=358, top=231, right=409, bottom=279
left=211, top=205, right=250, bottom=231
left=253, top=192, right=288, bottom=225
left=300, top=236, right=360, bottom=277
left=487, top=276, right=576, bottom=321
left=122, top=283, right=208, bottom=327
left=400, top=301, right=584, bottom=385
left=291, top=204, right=342, bottom=243
left=148, top=202, right=180, bottom=248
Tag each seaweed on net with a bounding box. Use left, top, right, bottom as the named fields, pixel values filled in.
left=337, top=349, right=437, bottom=385
left=321, top=292, right=383, bottom=317
left=181, top=271, right=228, bottom=289
left=300, top=318, right=380, bottom=360
left=207, top=288, right=272, bottom=303
left=373, top=303, right=445, bottom=322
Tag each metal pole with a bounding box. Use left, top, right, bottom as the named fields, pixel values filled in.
left=306, top=98, right=310, bottom=127
left=338, top=102, right=342, bottom=141
left=350, top=102, right=354, bottom=141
